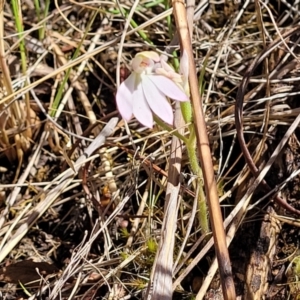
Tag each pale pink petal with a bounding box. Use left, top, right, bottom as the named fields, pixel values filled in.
left=132, top=82, right=153, bottom=128
left=116, top=73, right=136, bottom=121
left=141, top=76, right=173, bottom=125
left=155, top=66, right=182, bottom=82
left=148, top=75, right=188, bottom=101
left=160, top=60, right=182, bottom=82
left=160, top=59, right=176, bottom=73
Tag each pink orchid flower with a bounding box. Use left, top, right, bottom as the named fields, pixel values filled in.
left=116, top=51, right=188, bottom=128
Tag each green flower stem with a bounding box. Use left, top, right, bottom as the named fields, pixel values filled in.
left=155, top=113, right=209, bottom=234
left=186, top=126, right=198, bottom=174
left=180, top=65, right=209, bottom=234
left=180, top=101, right=192, bottom=124
left=197, top=180, right=209, bottom=233
left=154, top=116, right=188, bottom=144
left=186, top=130, right=209, bottom=234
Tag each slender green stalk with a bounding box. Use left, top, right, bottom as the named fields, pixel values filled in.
left=178, top=52, right=210, bottom=234
left=33, top=0, right=40, bottom=20
left=39, top=0, right=50, bottom=40
left=11, top=0, right=26, bottom=75
left=164, top=0, right=172, bottom=38
left=155, top=112, right=209, bottom=234
left=33, top=0, right=41, bottom=40
left=180, top=101, right=192, bottom=124
left=186, top=128, right=209, bottom=233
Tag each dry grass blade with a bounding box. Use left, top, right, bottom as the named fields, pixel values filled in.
left=0, top=118, right=118, bottom=263
left=49, top=193, right=133, bottom=300
left=146, top=102, right=185, bottom=300
left=3, top=1, right=300, bottom=299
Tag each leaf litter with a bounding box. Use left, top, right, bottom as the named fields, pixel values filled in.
left=1, top=0, right=300, bottom=299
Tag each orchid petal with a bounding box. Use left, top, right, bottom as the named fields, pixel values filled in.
left=155, top=66, right=182, bottom=82
left=141, top=75, right=173, bottom=125
left=132, top=81, right=153, bottom=128
left=154, top=67, right=170, bottom=78
left=160, top=60, right=182, bottom=82
left=116, top=73, right=136, bottom=121
left=148, top=75, right=188, bottom=101
left=160, top=59, right=176, bottom=73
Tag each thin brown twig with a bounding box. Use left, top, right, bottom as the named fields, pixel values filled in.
left=172, top=1, right=236, bottom=299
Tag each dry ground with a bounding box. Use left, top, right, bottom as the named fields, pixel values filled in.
left=1, top=0, right=300, bottom=299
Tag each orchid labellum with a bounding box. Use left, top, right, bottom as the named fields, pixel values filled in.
left=116, top=51, right=188, bottom=128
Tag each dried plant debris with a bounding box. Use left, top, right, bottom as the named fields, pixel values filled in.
left=1, top=0, right=300, bottom=299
